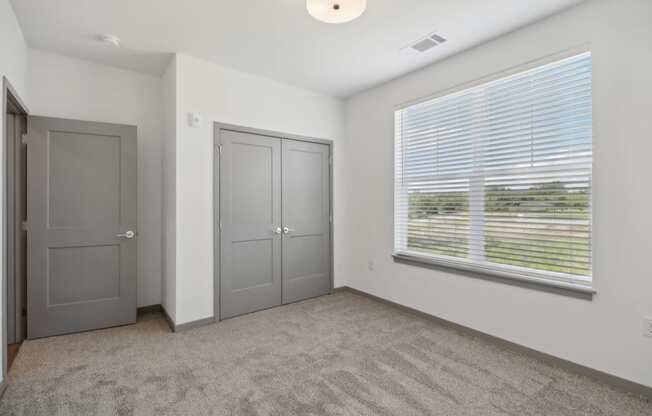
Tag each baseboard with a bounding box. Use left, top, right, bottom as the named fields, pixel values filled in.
left=156, top=304, right=215, bottom=333
left=0, top=378, right=7, bottom=400
left=338, top=286, right=652, bottom=401
left=174, top=316, right=216, bottom=332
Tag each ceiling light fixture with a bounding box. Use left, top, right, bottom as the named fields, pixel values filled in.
left=98, top=34, right=121, bottom=47
left=307, top=0, right=367, bottom=24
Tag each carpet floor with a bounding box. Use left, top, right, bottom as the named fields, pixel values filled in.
left=1, top=291, right=650, bottom=415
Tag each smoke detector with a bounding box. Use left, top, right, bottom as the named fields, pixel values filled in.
left=98, top=34, right=121, bottom=47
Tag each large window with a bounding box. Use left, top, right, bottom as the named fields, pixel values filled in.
left=394, top=52, right=593, bottom=290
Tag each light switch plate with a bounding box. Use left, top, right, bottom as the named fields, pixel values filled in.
left=188, top=112, right=202, bottom=128
left=644, top=317, right=652, bottom=338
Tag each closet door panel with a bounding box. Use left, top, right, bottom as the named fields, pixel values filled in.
left=281, top=139, right=331, bottom=304
left=220, top=130, right=282, bottom=319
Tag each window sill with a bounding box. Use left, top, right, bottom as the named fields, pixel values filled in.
left=392, top=251, right=596, bottom=298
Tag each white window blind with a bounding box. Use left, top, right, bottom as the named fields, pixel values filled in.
left=394, top=52, right=592, bottom=290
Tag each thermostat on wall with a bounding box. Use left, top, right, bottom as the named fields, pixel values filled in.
left=188, top=112, right=202, bottom=128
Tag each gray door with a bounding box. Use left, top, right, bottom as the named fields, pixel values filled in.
left=220, top=130, right=282, bottom=319
left=281, top=139, right=331, bottom=304
left=27, top=116, right=138, bottom=339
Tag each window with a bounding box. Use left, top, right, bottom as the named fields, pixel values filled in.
left=394, top=52, right=593, bottom=291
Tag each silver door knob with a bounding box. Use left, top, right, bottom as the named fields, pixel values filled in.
left=283, top=227, right=296, bottom=234
left=273, top=227, right=282, bottom=235
left=117, top=230, right=135, bottom=239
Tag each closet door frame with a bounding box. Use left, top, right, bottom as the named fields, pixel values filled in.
left=213, top=122, right=334, bottom=322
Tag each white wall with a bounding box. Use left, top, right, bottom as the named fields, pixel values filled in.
left=26, top=49, right=164, bottom=308
left=161, top=57, right=177, bottom=321
left=171, top=54, right=344, bottom=324
left=342, top=0, right=652, bottom=388
left=0, top=0, right=27, bottom=387
left=0, top=0, right=26, bottom=99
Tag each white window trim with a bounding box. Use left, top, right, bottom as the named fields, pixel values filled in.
left=392, top=47, right=595, bottom=296
left=392, top=251, right=595, bottom=294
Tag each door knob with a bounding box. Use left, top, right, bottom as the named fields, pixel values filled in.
left=273, top=227, right=282, bottom=235
left=117, top=230, right=136, bottom=239
left=283, top=227, right=296, bottom=234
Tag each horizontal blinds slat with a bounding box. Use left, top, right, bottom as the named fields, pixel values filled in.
left=400, top=118, right=591, bottom=154
left=400, top=228, right=591, bottom=244
left=398, top=215, right=590, bottom=226
left=402, top=164, right=592, bottom=182
left=395, top=52, right=592, bottom=280
left=404, top=237, right=590, bottom=264
left=404, top=143, right=592, bottom=167
left=400, top=114, right=592, bottom=151
left=398, top=107, right=591, bottom=146
left=402, top=57, right=591, bottom=121
left=403, top=247, right=590, bottom=272
left=399, top=87, right=591, bottom=134
left=401, top=124, right=592, bottom=160
left=404, top=146, right=591, bottom=171
left=399, top=78, right=591, bottom=131
left=401, top=237, right=591, bottom=256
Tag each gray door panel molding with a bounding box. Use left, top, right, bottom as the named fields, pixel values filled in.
left=281, top=139, right=331, bottom=304
left=219, top=130, right=283, bottom=319
left=27, top=116, right=138, bottom=339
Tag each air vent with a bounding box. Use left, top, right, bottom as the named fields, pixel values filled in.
left=429, top=33, right=447, bottom=44
left=412, top=38, right=437, bottom=53
left=408, top=32, right=447, bottom=53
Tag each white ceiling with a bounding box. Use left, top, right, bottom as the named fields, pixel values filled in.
left=11, top=0, right=583, bottom=97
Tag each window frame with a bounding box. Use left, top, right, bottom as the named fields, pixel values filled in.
left=392, top=48, right=595, bottom=295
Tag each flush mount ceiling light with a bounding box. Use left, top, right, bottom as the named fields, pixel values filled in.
left=307, top=0, right=367, bottom=24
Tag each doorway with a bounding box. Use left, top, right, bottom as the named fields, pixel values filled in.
left=2, top=77, right=28, bottom=380
left=2, top=79, right=139, bottom=395
left=214, top=123, right=334, bottom=320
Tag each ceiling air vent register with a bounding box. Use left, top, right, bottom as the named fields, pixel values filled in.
left=409, top=33, right=447, bottom=53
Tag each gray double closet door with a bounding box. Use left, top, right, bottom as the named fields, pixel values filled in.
left=219, top=129, right=331, bottom=319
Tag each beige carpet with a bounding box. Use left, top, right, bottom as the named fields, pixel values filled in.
left=1, top=291, right=650, bottom=415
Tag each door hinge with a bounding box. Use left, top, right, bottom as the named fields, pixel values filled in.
left=21, top=221, right=27, bottom=231
left=218, top=144, right=223, bottom=155
left=329, top=216, right=333, bottom=224
left=21, top=134, right=29, bottom=145
left=219, top=218, right=223, bottom=230
left=21, top=308, right=27, bottom=317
